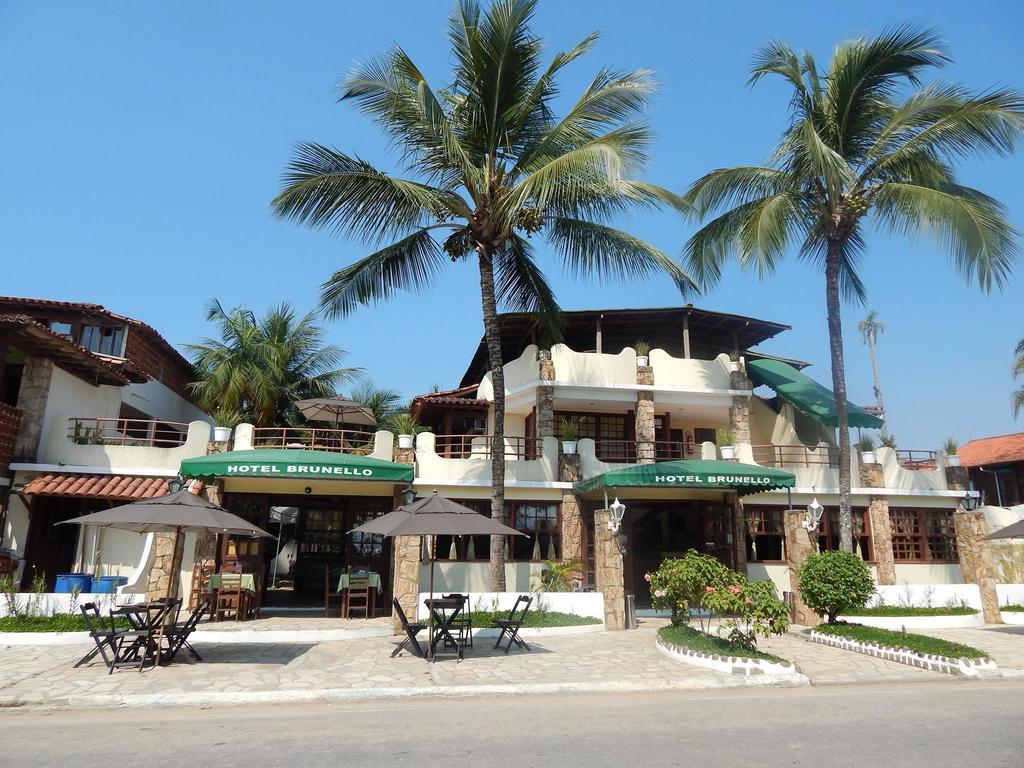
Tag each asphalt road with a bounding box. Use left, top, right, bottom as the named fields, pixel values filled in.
left=2, top=682, right=1022, bottom=767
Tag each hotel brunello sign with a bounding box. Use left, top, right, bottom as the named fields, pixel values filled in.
left=652, top=473, right=775, bottom=488
left=225, top=462, right=376, bottom=478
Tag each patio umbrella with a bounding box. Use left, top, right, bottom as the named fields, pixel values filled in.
left=985, top=519, right=1024, bottom=540
left=58, top=489, right=272, bottom=598
left=294, top=396, right=376, bottom=427
left=350, top=491, right=524, bottom=659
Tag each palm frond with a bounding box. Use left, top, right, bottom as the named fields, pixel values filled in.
left=493, top=234, right=563, bottom=341
left=319, top=228, right=449, bottom=318
left=685, top=166, right=795, bottom=218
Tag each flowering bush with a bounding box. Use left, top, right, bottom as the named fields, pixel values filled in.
left=798, top=550, right=874, bottom=624
left=647, top=549, right=789, bottom=649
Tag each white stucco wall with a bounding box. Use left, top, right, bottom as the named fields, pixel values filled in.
left=415, top=432, right=560, bottom=486
left=893, top=564, right=963, bottom=584
left=1, top=494, right=30, bottom=554
left=122, top=379, right=210, bottom=424
left=477, top=344, right=539, bottom=400
left=649, top=350, right=732, bottom=390
left=419, top=562, right=542, bottom=594
left=746, top=563, right=791, bottom=596
left=868, top=583, right=981, bottom=609
left=416, top=589, right=604, bottom=621
left=37, top=368, right=123, bottom=460
left=550, top=344, right=636, bottom=387
left=39, top=418, right=211, bottom=471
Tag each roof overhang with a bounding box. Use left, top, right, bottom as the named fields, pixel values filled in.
left=180, top=448, right=415, bottom=483
left=0, top=315, right=129, bottom=386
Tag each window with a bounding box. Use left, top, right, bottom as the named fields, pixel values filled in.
left=816, top=508, right=872, bottom=560
left=47, top=321, right=73, bottom=338
left=435, top=500, right=491, bottom=561
left=511, top=503, right=560, bottom=561
left=79, top=324, right=125, bottom=357
left=891, top=508, right=958, bottom=562
left=743, top=506, right=784, bottom=562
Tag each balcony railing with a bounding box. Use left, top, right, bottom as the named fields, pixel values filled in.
left=251, top=426, right=376, bottom=455
left=67, top=417, right=189, bottom=448
left=0, top=403, right=22, bottom=470
left=751, top=444, right=840, bottom=468
left=595, top=439, right=692, bottom=463
left=434, top=434, right=541, bottom=461
left=896, top=449, right=938, bottom=471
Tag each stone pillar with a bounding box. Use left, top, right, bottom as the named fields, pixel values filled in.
left=539, top=348, right=555, bottom=381
left=635, top=364, right=655, bottom=465
left=594, top=508, right=625, bottom=630
left=14, top=357, right=53, bottom=461
left=782, top=509, right=820, bottom=626
left=188, top=481, right=224, bottom=603
left=953, top=509, right=1002, bottom=624
left=727, top=368, right=751, bottom=447
left=146, top=532, right=184, bottom=601
left=559, top=454, right=583, bottom=565
left=537, top=386, right=555, bottom=438
left=390, top=449, right=419, bottom=633
left=860, top=461, right=895, bottom=584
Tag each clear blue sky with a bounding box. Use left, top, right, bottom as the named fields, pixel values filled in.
left=1, top=1, right=1022, bottom=448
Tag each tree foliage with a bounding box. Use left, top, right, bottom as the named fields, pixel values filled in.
left=798, top=550, right=875, bottom=624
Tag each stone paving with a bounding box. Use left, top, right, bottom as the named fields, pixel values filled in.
left=926, top=625, right=1024, bottom=675
left=194, top=615, right=394, bottom=632
left=2, top=619, right=1022, bottom=709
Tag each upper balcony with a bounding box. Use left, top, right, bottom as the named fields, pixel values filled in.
left=231, top=424, right=396, bottom=463
left=414, top=432, right=559, bottom=486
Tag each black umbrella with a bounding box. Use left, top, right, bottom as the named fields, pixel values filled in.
left=351, top=491, right=524, bottom=659
left=60, top=489, right=271, bottom=598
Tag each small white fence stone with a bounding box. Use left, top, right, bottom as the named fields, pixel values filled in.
left=807, top=629, right=1000, bottom=677
left=655, top=635, right=807, bottom=685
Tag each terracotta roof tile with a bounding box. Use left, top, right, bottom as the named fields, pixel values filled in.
left=24, top=473, right=203, bottom=501
left=958, top=433, right=1024, bottom=467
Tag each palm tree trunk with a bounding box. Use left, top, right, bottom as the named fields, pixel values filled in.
left=867, top=337, right=888, bottom=437
left=477, top=246, right=507, bottom=591
left=825, top=240, right=853, bottom=553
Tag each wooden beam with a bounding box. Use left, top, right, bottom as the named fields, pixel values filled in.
left=682, top=314, right=691, bottom=359
left=596, top=314, right=603, bottom=354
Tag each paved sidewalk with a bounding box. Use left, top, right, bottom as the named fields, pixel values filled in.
left=925, top=625, right=1024, bottom=676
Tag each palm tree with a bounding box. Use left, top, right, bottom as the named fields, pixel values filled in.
left=683, top=25, right=1023, bottom=552
left=350, top=377, right=403, bottom=425
left=187, top=299, right=358, bottom=426
left=272, top=0, right=692, bottom=589
left=1013, top=338, right=1024, bottom=417
left=858, top=310, right=888, bottom=436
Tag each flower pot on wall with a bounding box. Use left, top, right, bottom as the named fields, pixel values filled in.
left=636, top=356, right=649, bottom=367
left=719, top=445, right=736, bottom=461
left=562, top=440, right=578, bottom=455
left=212, top=426, right=233, bottom=442
left=728, top=361, right=740, bottom=372
left=860, top=450, right=877, bottom=464
left=398, top=434, right=414, bottom=449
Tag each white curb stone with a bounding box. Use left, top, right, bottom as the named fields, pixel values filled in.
left=655, top=636, right=808, bottom=686
left=807, top=629, right=1001, bottom=677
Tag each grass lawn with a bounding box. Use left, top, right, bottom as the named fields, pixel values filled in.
left=469, top=610, right=601, bottom=629
left=0, top=614, right=132, bottom=633
left=1001, top=605, right=1024, bottom=612
left=844, top=606, right=977, bottom=617
left=815, top=622, right=989, bottom=659
left=658, top=624, right=788, bottom=664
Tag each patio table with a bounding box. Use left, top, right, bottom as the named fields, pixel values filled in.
left=336, top=571, right=383, bottom=594
left=207, top=573, right=258, bottom=592
left=424, top=596, right=466, bottom=662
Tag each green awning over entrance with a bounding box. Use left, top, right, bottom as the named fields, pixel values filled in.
left=179, top=449, right=414, bottom=483
left=746, top=358, right=884, bottom=429
left=574, top=459, right=795, bottom=496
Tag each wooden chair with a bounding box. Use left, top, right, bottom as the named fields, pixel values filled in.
left=443, top=593, right=473, bottom=650
left=213, top=565, right=250, bottom=622
left=324, top=564, right=344, bottom=615
left=492, top=595, right=533, bottom=653
left=74, top=602, right=148, bottom=673
left=343, top=573, right=373, bottom=619
left=189, top=562, right=216, bottom=612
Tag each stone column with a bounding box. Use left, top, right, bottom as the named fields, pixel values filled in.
left=146, top=533, right=184, bottom=600
left=188, top=480, right=224, bottom=604
left=860, top=461, right=895, bottom=584
left=594, top=508, right=625, bottom=630
left=14, top=357, right=53, bottom=461
left=559, top=454, right=583, bottom=565
left=782, top=509, right=820, bottom=626
left=727, top=368, right=751, bottom=447
left=390, top=448, right=419, bottom=633
left=953, top=509, right=1002, bottom=624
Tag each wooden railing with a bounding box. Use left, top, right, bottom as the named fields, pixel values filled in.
left=252, top=427, right=376, bottom=454
left=67, top=417, right=189, bottom=448
left=751, top=444, right=840, bottom=468
left=896, top=449, right=938, bottom=471
left=0, top=403, right=22, bottom=470
left=594, top=439, right=692, bottom=463
left=434, top=434, right=541, bottom=461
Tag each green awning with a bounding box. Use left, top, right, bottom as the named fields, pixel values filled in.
left=179, top=449, right=414, bottom=483
left=574, top=459, right=795, bottom=496
left=746, top=358, right=884, bottom=429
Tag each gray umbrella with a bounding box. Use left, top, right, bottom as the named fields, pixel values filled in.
left=60, top=489, right=271, bottom=598
left=294, top=396, right=376, bottom=427
left=351, top=491, right=524, bottom=660
left=985, top=519, right=1024, bottom=540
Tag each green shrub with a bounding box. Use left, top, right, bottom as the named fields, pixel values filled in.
left=798, top=550, right=874, bottom=624
left=845, top=605, right=977, bottom=617
left=703, top=578, right=790, bottom=650
left=0, top=615, right=133, bottom=633
left=647, top=550, right=738, bottom=627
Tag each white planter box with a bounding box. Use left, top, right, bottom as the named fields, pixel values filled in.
left=719, top=445, right=736, bottom=461
left=212, top=426, right=233, bottom=442
left=860, top=450, right=877, bottom=464
left=398, top=434, right=414, bottom=449
left=1000, top=610, right=1024, bottom=625
left=561, top=440, right=577, bottom=455
left=635, top=356, right=648, bottom=367
left=946, top=455, right=961, bottom=467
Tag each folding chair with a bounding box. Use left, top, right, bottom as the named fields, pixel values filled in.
left=162, top=599, right=209, bottom=663
left=492, top=595, right=533, bottom=653
left=75, top=602, right=148, bottom=674
left=443, top=593, right=473, bottom=650
left=189, top=561, right=216, bottom=612
left=391, top=597, right=426, bottom=658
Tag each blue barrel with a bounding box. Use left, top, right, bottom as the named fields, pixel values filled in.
left=54, top=574, right=93, bottom=593
left=94, top=576, right=128, bottom=593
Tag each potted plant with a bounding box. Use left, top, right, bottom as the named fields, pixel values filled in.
left=728, top=354, right=741, bottom=373
left=634, top=339, right=651, bottom=367
left=559, top=418, right=578, bottom=455
left=879, top=433, right=898, bottom=450
left=211, top=406, right=243, bottom=443
left=389, top=413, right=420, bottom=449
left=941, top=437, right=960, bottom=466
left=716, top=427, right=736, bottom=460
left=857, top=434, right=878, bottom=464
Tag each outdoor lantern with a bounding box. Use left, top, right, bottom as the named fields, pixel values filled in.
left=608, top=497, right=627, bottom=534
left=401, top=485, right=417, bottom=506
left=803, top=496, right=825, bottom=532
left=166, top=475, right=184, bottom=494
left=960, top=491, right=980, bottom=511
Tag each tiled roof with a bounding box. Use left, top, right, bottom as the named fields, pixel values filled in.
left=411, top=384, right=489, bottom=416
left=958, top=433, right=1024, bottom=467
left=0, top=315, right=130, bottom=385
left=24, top=473, right=202, bottom=501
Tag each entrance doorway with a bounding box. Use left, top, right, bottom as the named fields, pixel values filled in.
left=221, top=493, right=393, bottom=609
left=21, top=496, right=106, bottom=590
left=623, top=500, right=735, bottom=607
